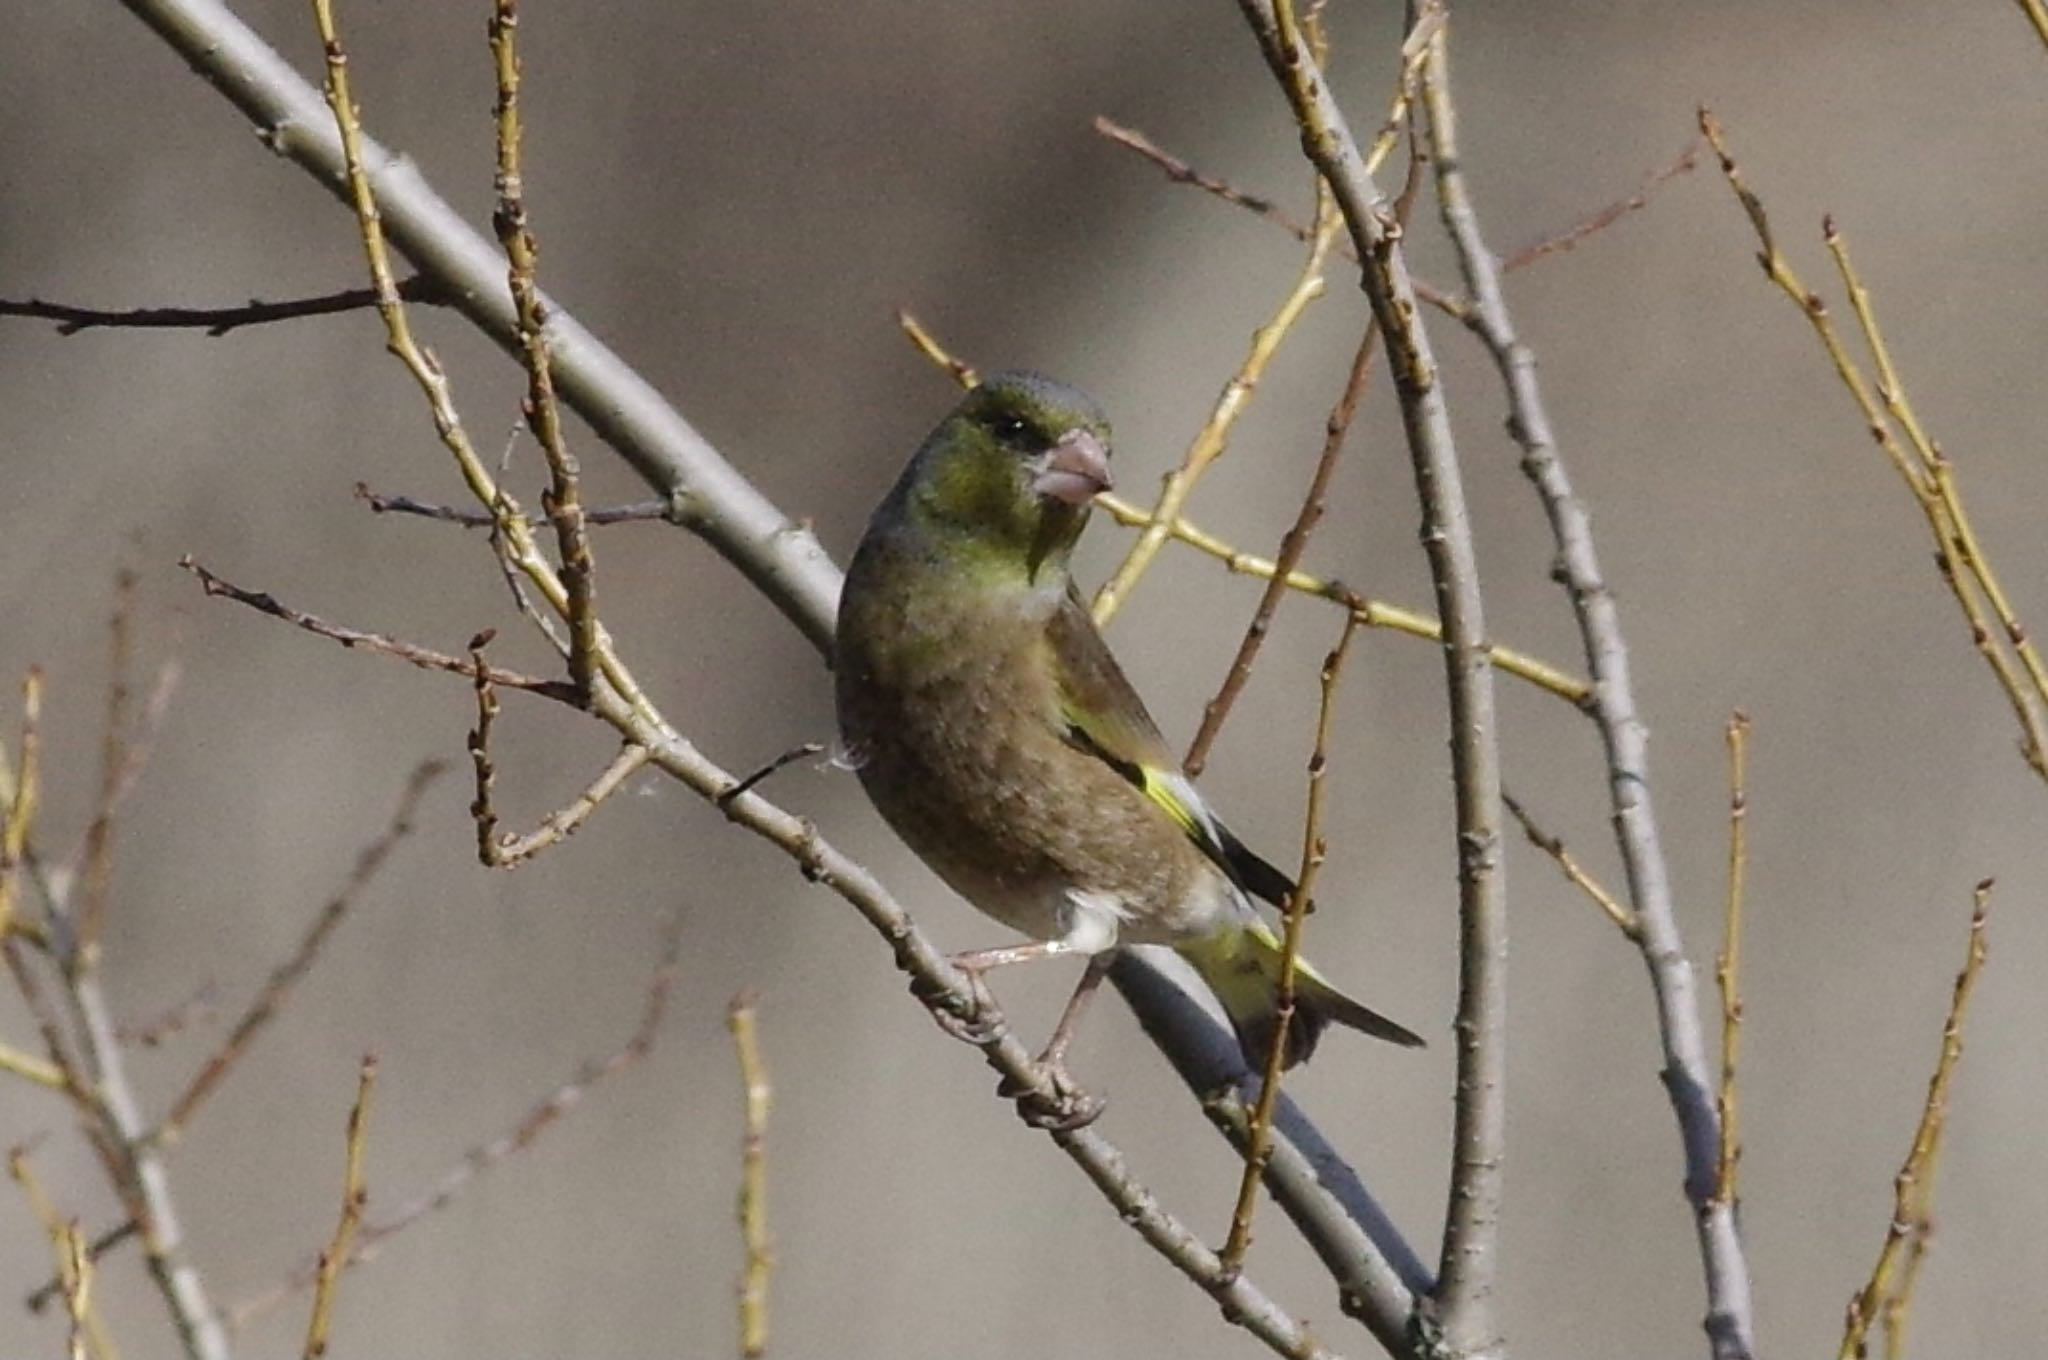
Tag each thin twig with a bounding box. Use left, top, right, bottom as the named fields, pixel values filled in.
left=1499, top=791, right=1637, bottom=939
left=0, top=669, right=45, bottom=954
left=74, top=568, right=137, bottom=960
left=155, top=761, right=444, bottom=1145
left=895, top=310, right=979, bottom=389
left=1713, top=713, right=1749, bottom=1207
left=358, top=484, right=677, bottom=528
left=231, top=919, right=681, bottom=1332
left=303, top=1055, right=376, bottom=1360
left=1838, top=882, right=1992, bottom=1360
left=490, top=0, right=598, bottom=702
left=729, top=993, right=772, bottom=1359
left=25, top=1222, right=142, bottom=1316
left=181, top=556, right=574, bottom=700
left=1091, top=184, right=1342, bottom=626
left=1499, top=137, right=1703, bottom=272
left=1700, top=112, right=2048, bottom=783
left=1220, top=612, right=1361, bottom=1275
left=0, top=278, right=439, bottom=335
left=1094, top=495, right=1588, bottom=705
left=10, top=1149, right=117, bottom=1360
left=1186, top=324, right=1378, bottom=776
left=1092, top=117, right=1318, bottom=242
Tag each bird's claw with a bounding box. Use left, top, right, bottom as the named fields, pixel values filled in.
left=1002, top=1061, right=1107, bottom=1132
left=914, top=968, right=1005, bottom=1045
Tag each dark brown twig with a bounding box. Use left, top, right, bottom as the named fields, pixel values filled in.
left=358, top=484, right=676, bottom=528
left=0, top=278, right=440, bottom=336
left=1499, top=137, right=1703, bottom=272
left=181, top=556, right=575, bottom=701
left=228, top=915, right=684, bottom=1334
left=1184, top=319, right=1377, bottom=776
left=154, top=761, right=444, bottom=1145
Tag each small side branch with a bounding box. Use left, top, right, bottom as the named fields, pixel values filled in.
left=1838, top=882, right=1992, bottom=1360
left=156, top=761, right=443, bottom=1145
left=302, top=1055, right=376, bottom=1360
left=1186, top=324, right=1378, bottom=776
left=1714, top=713, right=1750, bottom=1208
left=0, top=278, right=439, bottom=335
left=490, top=0, right=599, bottom=701
left=1220, top=613, right=1362, bottom=1275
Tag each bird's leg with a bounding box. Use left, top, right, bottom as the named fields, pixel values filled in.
left=1038, top=951, right=1113, bottom=1071
left=1007, top=952, right=1113, bottom=1131
left=916, top=940, right=1069, bottom=1046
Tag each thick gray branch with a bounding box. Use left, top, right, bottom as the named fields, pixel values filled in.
left=1234, top=3, right=1509, bottom=1357
left=111, top=0, right=1430, bottom=1344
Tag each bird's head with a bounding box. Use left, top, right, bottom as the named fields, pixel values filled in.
left=898, top=371, right=1114, bottom=582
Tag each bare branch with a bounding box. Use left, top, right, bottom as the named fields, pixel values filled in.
left=1839, top=882, right=1991, bottom=1360
left=1714, top=714, right=1750, bottom=1208
left=302, top=1055, right=376, bottom=1360
left=1186, top=323, right=1377, bottom=776
left=1499, top=790, right=1637, bottom=939
left=1422, top=25, right=1750, bottom=1358
left=1221, top=613, right=1361, bottom=1274
left=729, top=993, right=772, bottom=1360
left=155, top=761, right=444, bottom=1145
left=181, top=556, right=575, bottom=700
left=1233, top=7, right=1509, bottom=1349
left=0, top=277, right=439, bottom=335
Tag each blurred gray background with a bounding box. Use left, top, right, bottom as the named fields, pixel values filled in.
left=4, top=2, right=2046, bottom=1356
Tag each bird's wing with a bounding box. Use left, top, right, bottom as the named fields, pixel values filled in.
left=1047, top=587, right=1300, bottom=908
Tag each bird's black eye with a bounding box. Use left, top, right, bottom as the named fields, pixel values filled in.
left=989, top=413, right=1032, bottom=444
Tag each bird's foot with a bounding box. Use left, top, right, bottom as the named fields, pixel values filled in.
left=913, top=966, right=1005, bottom=1046
left=1001, top=1058, right=1107, bottom=1132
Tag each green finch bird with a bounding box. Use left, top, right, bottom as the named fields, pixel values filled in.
left=835, top=371, right=1421, bottom=1106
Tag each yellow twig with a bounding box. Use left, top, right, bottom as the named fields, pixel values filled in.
left=303, top=1055, right=377, bottom=1360
left=0, top=668, right=44, bottom=944
left=490, top=0, right=598, bottom=703
left=1090, top=186, right=1344, bottom=626
left=1219, top=612, right=1359, bottom=1276
left=1499, top=790, right=1638, bottom=938
left=1713, top=711, right=1749, bottom=1207
left=728, top=994, right=772, bottom=1359
left=312, top=0, right=662, bottom=736
left=896, top=310, right=978, bottom=390
left=1701, top=111, right=2048, bottom=780
left=1837, top=881, right=1991, bottom=1360
left=10, top=1148, right=118, bottom=1360
left=2014, top=0, right=2048, bottom=49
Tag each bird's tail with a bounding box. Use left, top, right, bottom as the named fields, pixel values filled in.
left=1177, top=921, right=1424, bottom=1070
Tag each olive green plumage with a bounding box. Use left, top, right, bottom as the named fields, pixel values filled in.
left=834, top=371, right=1421, bottom=1069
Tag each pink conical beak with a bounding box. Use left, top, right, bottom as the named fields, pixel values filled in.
left=1032, top=429, right=1112, bottom=505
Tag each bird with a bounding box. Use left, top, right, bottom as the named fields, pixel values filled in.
left=833, top=370, right=1421, bottom=1119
